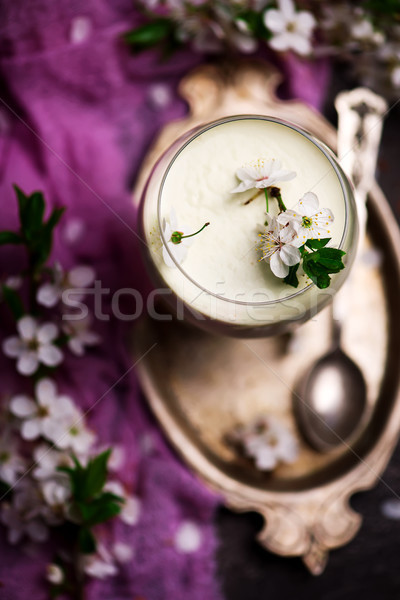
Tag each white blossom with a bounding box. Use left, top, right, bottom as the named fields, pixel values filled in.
left=1, top=501, right=49, bottom=545
left=10, top=379, right=72, bottom=442
left=3, top=316, right=63, bottom=376
left=351, top=18, right=383, bottom=44
left=0, top=435, right=25, bottom=486
left=104, top=481, right=141, bottom=526
left=32, top=444, right=72, bottom=481
left=0, top=479, right=57, bottom=544
left=37, top=262, right=95, bottom=308
left=46, top=564, right=64, bottom=585
left=230, top=415, right=298, bottom=471
left=45, top=402, right=96, bottom=455
left=259, top=216, right=301, bottom=278
left=231, top=158, right=296, bottom=194
left=69, top=16, right=92, bottom=44
left=62, top=316, right=101, bottom=356
left=161, top=209, right=194, bottom=268
left=40, top=478, right=71, bottom=510
left=174, top=521, right=202, bottom=553
left=264, top=0, right=316, bottom=56
left=113, top=542, right=134, bottom=564
left=83, top=544, right=118, bottom=579
left=277, top=191, right=334, bottom=244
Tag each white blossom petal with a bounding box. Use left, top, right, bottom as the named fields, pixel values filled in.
left=56, top=395, right=77, bottom=417
left=269, top=33, right=293, bottom=52
left=270, top=252, right=289, bottom=278
left=35, top=378, right=57, bottom=407
left=279, top=0, right=295, bottom=20
left=230, top=180, right=255, bottom=193
left=2, top=336, right=23, bottom=358
left=298, top=192, right=319, bottom=216
left=68, top=265, right=95, bottom=288
left=46, top=564, right=64, bottom=585
left=38, top=344, right=63, bottom=367
left=113, top=542, right=134, bottom=564
left=68, top=337, right=85, bottom=356
left=37, top=323, right=58, bottom=344
left=17, top=351, right=39, bottom=376
left=288, top=32, right=312, bottom=55
left=36, top=283, right=60, bottom=308
left=21, top=419, right=42, bottom=441
left=231, top=159, right=296, bottom=193
left=297, top=10, right=316, bottom=33
left=70, top=428, right=96, bottom=454
left=17, top=316, right=37, bottom=341
left=41, top=479, right=71, bottom=506
left=9, top=395, right=36, bottom=418
left=174, top=521, right=202, bottom=553
left=120, top=495, right=141, bottom=526
left=264, top=9, right=286, bottom=33
left=280, top=244, right=301, bottom=266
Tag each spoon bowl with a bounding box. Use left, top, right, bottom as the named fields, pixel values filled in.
left=294, top=347, right=367, bottom=452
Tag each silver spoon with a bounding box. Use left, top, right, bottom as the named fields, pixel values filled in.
left=293, top=88, right=387, bottom=452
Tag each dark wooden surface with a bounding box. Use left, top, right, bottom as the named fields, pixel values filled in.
left=216, top=74, right=400, bottom=599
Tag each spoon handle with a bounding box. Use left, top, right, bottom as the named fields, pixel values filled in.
left=331, top=89, right=387, bottom=338
left=335, top=88, right=387, bottom=245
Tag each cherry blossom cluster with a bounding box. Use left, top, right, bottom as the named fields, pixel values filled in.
left=230, top=158, right=345, bottom=288
left=129, top=0, right=400, bottom=97
left=0, top=189, right=140, bottom=594
left=227, top=415, right=299, bottom=471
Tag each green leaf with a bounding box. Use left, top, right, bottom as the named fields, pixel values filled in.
left=13, top=187, right=46, bottom=242
left=14, top=185, right=29, bottom=225
left=0, top=479, right=11, bottom=499
left=46, top=207, right=65, bottom=231
left=124, top=20, right=174, bottom=48
left=22, top=192, right=45, bottom=241
left=283, top=263, right=300, bottom=288
left=302, top=247, right=346, bottom=289
left=81, top=449, right=112, bottom=501
left=30, top=207, right=65, bottom=270
left=236, top=9, right=271, bottom=40
left=78, top=527, right=97, bottom=554
left=62, top=450, right=112, bottom=503
left=306, top=267, right=331, bottom=288
left=305, top=238, right=330, bottom=250
left=318, top=247, right=346, bottom=260
left=78, top=494, right=122, bottom=526
left=362, top=0, right=400, bottom=16
left=2, top=285, right=25, bottom=319
left=0, top=231, right=23, bottom=245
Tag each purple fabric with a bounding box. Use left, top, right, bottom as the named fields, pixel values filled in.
left=0, top=2, right=328, bottom=598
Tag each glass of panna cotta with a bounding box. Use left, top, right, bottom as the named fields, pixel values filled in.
left=139, top=115, right=358, bottom=337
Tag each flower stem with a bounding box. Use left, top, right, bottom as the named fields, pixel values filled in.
left=244, top=191, right=260, bottom=205
left=171, top=222, right=210, bottom=244
left=264, top=188, right=269, bottom=213
left=269, top=187, right=287, bottom=213
left=181, top=222, right=210, bottom=239
left=276, top=190, right=286, bottom=212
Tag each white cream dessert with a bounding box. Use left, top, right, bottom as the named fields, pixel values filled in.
left=142, top=116, right=356, bottom=331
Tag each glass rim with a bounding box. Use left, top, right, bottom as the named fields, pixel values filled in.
left=157, top=114, right=351, bottom=308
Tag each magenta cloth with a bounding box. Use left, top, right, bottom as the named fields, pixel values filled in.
left=0, top=2, right=328, bottom=598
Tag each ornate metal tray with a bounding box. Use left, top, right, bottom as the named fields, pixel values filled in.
left=132, top=61, right=400, bottom=574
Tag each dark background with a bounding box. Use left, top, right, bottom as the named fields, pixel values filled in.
left=217, top=67, right=400, bottom=600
